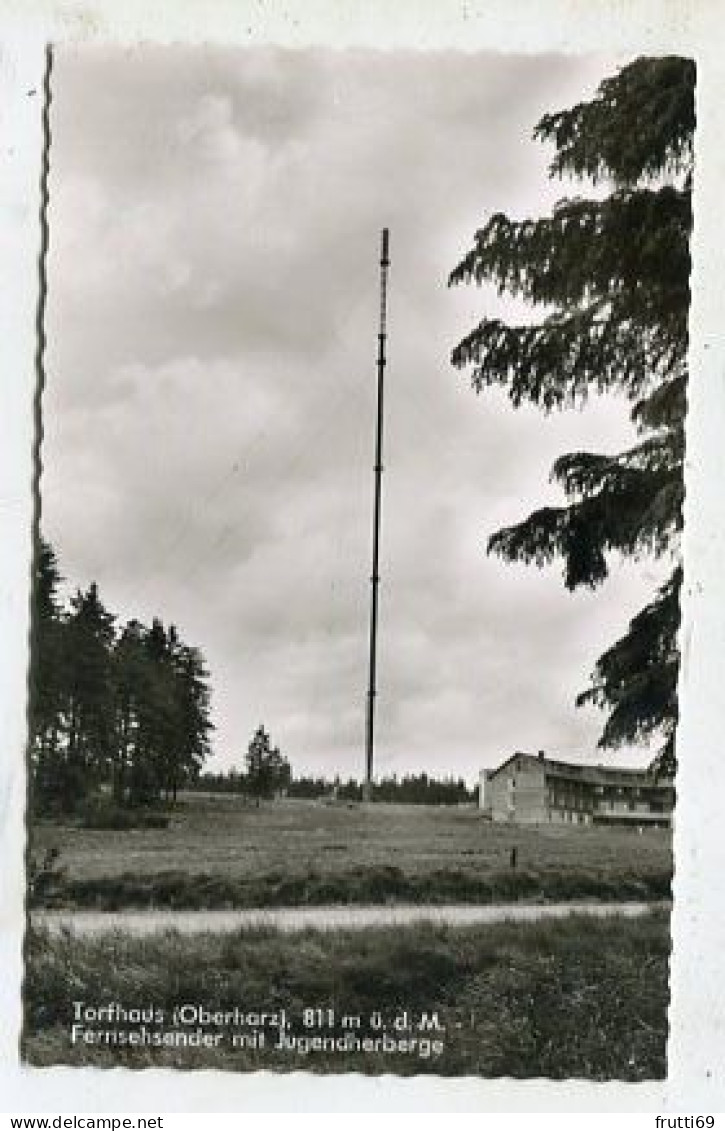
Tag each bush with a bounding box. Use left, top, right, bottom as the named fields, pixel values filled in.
left=30, top=860, right=672, bottom=911
left=75, top=800, right=170, bottom=831
left=27, top=847, right=66, bottom=907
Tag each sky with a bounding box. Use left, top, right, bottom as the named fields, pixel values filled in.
left=41, top=45, right=665, bottom=784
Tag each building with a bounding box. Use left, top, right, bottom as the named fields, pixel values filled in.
left=479, top=750, right=674, bottom=828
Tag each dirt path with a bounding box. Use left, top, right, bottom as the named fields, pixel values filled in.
left=32, top=900, right=666, bottom=936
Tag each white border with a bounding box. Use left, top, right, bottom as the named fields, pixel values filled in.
left=1, top=0, right=723, bottom=1113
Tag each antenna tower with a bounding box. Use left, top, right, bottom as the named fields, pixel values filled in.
left=364, top=228, right=390, bottom=802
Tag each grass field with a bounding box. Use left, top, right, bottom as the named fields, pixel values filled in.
left=30, top=794, right=673, bottom=909
left=23, top=910, right=670, bottom=1079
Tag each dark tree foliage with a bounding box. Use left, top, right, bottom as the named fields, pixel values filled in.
left=449, top=57, right=694, bottom=774
left=112, top=618, right=148, bottom=803
left=65, top=583, right=116, bottom=790
left=192, top=769, right=477, bottom=805
left=28, top=540, right=68, bottom=802
left=245, top=725, right=291, bottom=800
left=28, top=538, right=214, bottom=812
left=368, top=772, right=473, bottom=805
left=285, top=772, right=474, bottom=804
left=577, top=568, right=682, bottom=772
left=170, top=642, right=214, bottom=800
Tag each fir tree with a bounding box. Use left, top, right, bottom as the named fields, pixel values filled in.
left=28, top=538, right=215, bottom=811
left=449, top=57, right=694, bottom=774
left=168, top=640, right=214, bottom=801
left=28, top=539, right=66, bottom=806
left=64, top=582, right=116, bottom=799
left=245, top=725, right=291, bottom=800
left=129, top=618, right=178, bottom=803
left=111, top=618, right=148, bottom=802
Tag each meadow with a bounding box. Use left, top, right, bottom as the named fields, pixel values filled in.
left=23, top=909, right=670, bottom=1079
left=30, top=794, right=673, bottom=909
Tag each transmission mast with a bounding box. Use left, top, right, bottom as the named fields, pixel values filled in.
left=364, top=228, right=390, bottom=802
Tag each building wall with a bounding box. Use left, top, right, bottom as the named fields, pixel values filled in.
left=481, top=754, right=674, bottom=827
left=487, top=756, right=547, bottom=823
left=590, top=783, right=673, bottom=825
left=545, top=774, right=594, bottom=826
left=479, top=769, right=491, bottom=813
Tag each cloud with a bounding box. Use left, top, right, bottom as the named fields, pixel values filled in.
left=42, top=45, right=655, bottom=782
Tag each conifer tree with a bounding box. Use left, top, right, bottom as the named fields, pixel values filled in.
left=245, top=725, right=291, bottom=800
left=64, top=582, right=116, bottom=798
left=28, top=538, right=215, bottom=811
left=170, top=642, right=214, bottom=801
left=127, top=617, right=177, bottom=803
left=111, top=618, right=148, bottom=802
left=449, top=57, right=694, bottom=773
left=28, top=540, right=67, bottom=805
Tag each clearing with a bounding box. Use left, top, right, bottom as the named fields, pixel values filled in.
left=30, top=794, right=672, bottom=909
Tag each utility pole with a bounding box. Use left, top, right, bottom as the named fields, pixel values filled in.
left=364, top=228, right=390, bottom=803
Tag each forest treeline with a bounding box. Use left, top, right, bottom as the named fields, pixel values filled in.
left=29, top=539, right=213, bottom=813
left=193, top=768, right=476, bottom=806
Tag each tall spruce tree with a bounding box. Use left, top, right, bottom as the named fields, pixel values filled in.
left=449, top=57, right=694, bottom=774
left=170, top=642, right=214, bottom=801
left=64, top=582, right=116, bottom=799
left=28, top=539, right=67, bottom=806
left=28, top=539, right=215, bottom=810
left=245, top=725, right=291, bottom=800
left=128, top=617, right=177, bottom=803
left=111, top=618, right=148, bottom=802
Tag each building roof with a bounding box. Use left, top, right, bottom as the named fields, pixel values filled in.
left=486, top=751, right=673, bottom=789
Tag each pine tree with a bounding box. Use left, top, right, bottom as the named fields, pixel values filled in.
left=28, top=539, right=67, bottom=807
left=126, top=617, right=177, bottom=804
left=116, top=619, right=214, bottom=804
left=63, top=582, right=116, bottom=801
left=449, top=57, right=694, bottom=774
left=111, top=618, right=148, bottom=802
left=28, top=539, right=215, bottom=811
left=245, top=725, right=291, bottom=800
left=170, top=642, right=214, bottom=800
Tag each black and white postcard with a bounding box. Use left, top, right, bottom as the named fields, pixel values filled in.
left=2, top=0, right=724, bottom=1115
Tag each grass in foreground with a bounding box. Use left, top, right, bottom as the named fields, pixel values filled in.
left=30, top=796, right=673, bottom=909
left=24, top=910, right=669, bottom=1079
left=32, top=862, right=672, bottom=909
